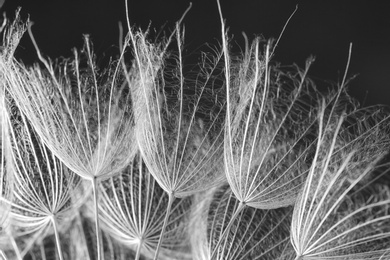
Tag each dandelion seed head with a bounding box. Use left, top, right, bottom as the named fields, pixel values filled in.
left=96, top=153, right=192, bottom=259
left=131, top=28, right=226, bottom=198
left=224, top=40, right=318, bottom=208
left=291, top=97, right=390, bottom=259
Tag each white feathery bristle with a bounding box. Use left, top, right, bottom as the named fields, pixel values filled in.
left=190, top=184, right=294, bottom=260
left=130, top=25, right=226, bottom=198
left=98, top=153, right=192, bottom=260
left=6, top=104, right=81, bottom=260
left=221, top=21, right=318, bottom=210
left=291, top=100, right=390, bottom=259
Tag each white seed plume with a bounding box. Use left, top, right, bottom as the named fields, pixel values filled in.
left=128, top=7, right=226, bottom=258
left=98, top=153, right=192, bottom=260
left=190, top=184, right=294, bottom=260
left=5, top=107, right=82, bottom=260
left=130, top=25, right=225, bottom=196
left=223, top=39, right=317, bottom=209
left=0, top=13, right=138, bottom=259
left=0, top=8, right=26, bottom=243
left=291, top=101, right=390, bottom=259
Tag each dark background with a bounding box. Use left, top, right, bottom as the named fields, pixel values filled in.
left=2, top=0, right=390, bottom=107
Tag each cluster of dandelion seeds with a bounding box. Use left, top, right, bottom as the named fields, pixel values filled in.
left=0, top=3, right=390, bottom=260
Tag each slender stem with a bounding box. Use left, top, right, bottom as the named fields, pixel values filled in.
left=210, top=201, right=246, bottom=259
left=40, top=244, right=45, bottom=260
left=135, top=240, right=143, bottom=260
left=75, top=212, right=91, bottom=259
left=10, top=234, right=22, bottom=260
left=153, top=192, right=175, bottom=260
left=92, top=177, right=102, bottom=260
left=0, top=250, right=6, bottom=260
left=51, top=215, right=64, bottom=260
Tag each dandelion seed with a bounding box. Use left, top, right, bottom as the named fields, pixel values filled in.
left=291, top=100, right=390, bottom=259
left=128, top=5, right=226, bottom=258
left=224, top=44, right=317, bottom=209
left=4, top=106, right=82, bottom=260
left=189, top=184, right=294, bottom=260
left=0, top=13, right=138, bottom=260
left=130, top=26, right=226, bottom=196
left=221, top=18, right=317, bottom=210
left=212, top=1, right=320, bottom=256
left=97, top=153, right=192, bottom=260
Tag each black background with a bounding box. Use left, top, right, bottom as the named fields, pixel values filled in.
left=2, top=0, right=390, bottom=107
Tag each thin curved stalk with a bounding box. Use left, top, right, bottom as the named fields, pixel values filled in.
left=10, top=235, right=23, bottom=260
left=92, top=177, right=102, bottom=260
left=135, top=240, right=143, bottom=260
left=0, top=250, right=6, bottom=260
left=51, top=216, right=64, bottom=260
left=153, top=192, right=174, bottom=260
